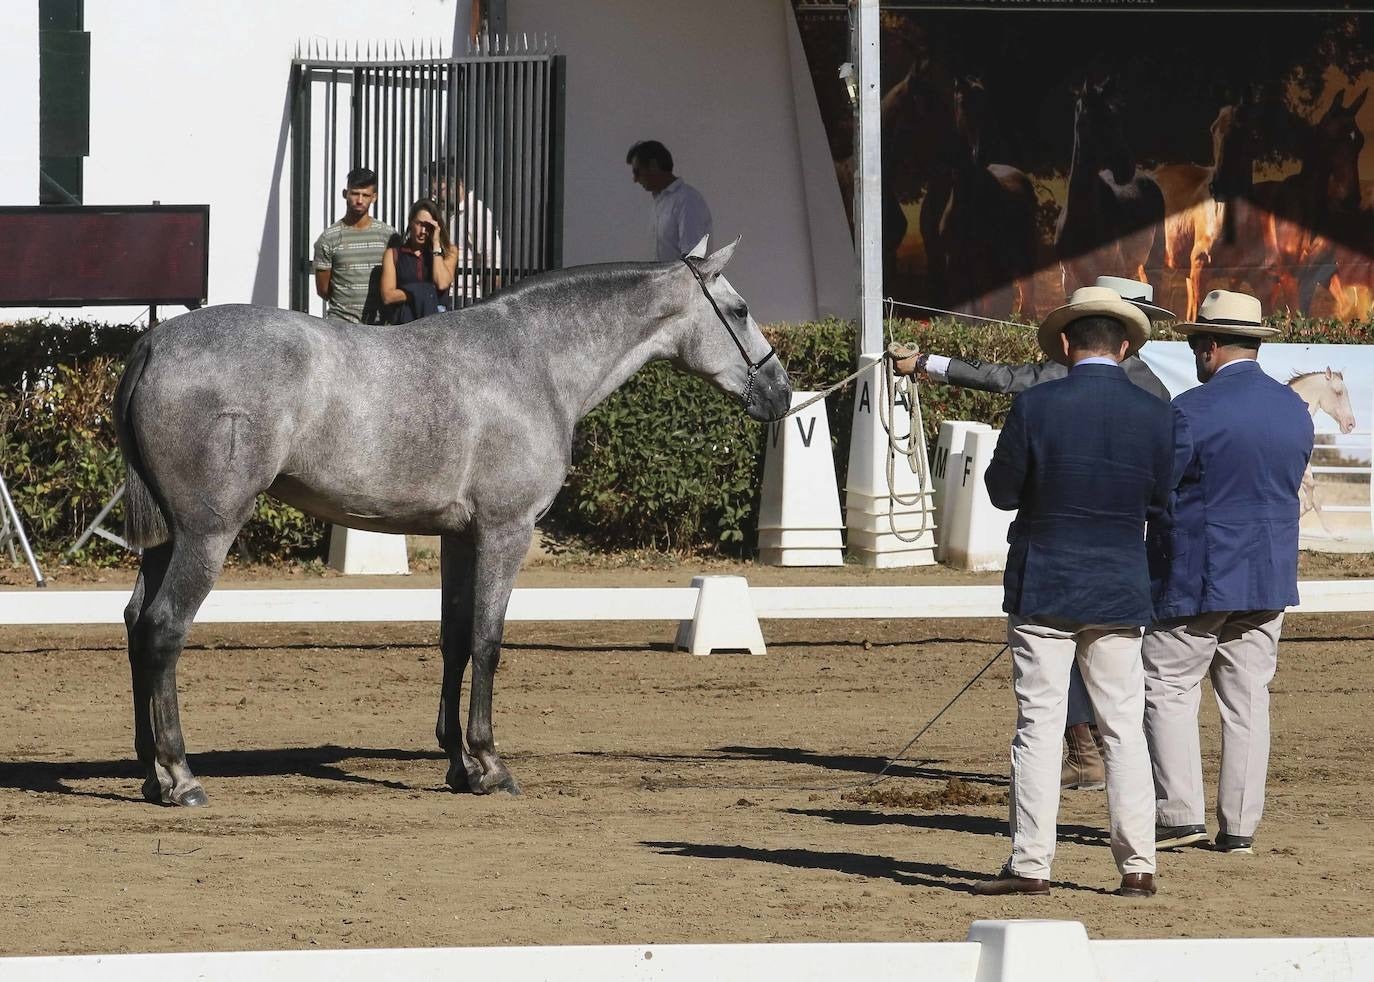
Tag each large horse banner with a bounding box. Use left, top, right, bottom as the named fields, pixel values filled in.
left=793, top=2, right=1374, bottom=323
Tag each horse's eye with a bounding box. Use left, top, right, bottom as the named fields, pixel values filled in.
left=734, top=304, right=748, bottom=320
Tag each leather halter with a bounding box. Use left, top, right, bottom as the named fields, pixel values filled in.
left=680, top=255, right=777, bottom=409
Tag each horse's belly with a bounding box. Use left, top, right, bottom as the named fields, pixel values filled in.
left=266, top=474, right=470, bottom=535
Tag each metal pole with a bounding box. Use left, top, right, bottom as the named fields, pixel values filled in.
left=852, top=0, right=883, bottom=356
left=0, top=472, right=46, bottom=588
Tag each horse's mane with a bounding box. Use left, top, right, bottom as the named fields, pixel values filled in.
left=1287, top=369, right=1342, bottom=384
left=492, top=260, right=667, bottom=306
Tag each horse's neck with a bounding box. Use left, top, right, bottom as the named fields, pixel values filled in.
left=1067, top=130, right=1103, bottom=201
left=1289, top=376, right=1324, bottom=415
left=547, top=279, right=681, bottom=423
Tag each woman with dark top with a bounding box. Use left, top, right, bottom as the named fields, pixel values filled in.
left=379, top=198, right=459, bottom=322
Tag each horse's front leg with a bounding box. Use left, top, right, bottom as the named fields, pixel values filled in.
left=436, top=529, right=482, bottom=792
left=465, top=521, right=535, bottom=795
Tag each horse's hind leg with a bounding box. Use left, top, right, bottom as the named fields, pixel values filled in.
left=436, top=528, right=482, bottom=792
left=465, top=521, right=536, bottom=795
left=128, top=530, right=236, bottom=806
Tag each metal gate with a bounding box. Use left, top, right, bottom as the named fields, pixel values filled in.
left=288, top=39, right=566, bottom=313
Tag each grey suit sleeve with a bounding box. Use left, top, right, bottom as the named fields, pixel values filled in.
left=1125, top=356, right=1172, bottom=402
left=943, top=358, right=1056, bottom=394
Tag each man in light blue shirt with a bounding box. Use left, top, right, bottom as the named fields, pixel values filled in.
left=627, top=140, right=713, bottom=261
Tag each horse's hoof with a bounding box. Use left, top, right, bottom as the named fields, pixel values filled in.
left=142, top=776, right=168, bottom=805
left=445, top=758, right=477, bottom=793
left=167, top=785, right=207, bottom=807
left=479, top=771, right=521, bottom=796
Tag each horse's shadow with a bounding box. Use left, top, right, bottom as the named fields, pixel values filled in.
left=784, top=807, right=1108, bottom=848
left=641, top=840, right=1107, bottom=895
left=0, top=744, right=444, bottom=802
left=710, top=745, right=1009, bottom=787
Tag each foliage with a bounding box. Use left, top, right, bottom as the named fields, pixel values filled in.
left=0, top=319, right=326, bottom=564
left=6, top=311, right=1374, bottom=561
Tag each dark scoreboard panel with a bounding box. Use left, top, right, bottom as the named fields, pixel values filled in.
left=0, top=205, right=209, bottom=306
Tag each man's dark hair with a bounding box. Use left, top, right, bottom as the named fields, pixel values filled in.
left=626, top=140, right=673, bottom=173
left=346, top=167, right=379, bottom=190
left=1064, top=315, right=1128, bottom=355
left=1190, top=331, right=1261, bottom=351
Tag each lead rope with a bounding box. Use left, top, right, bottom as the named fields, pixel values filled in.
left=776, top=298, right=932, bottom=543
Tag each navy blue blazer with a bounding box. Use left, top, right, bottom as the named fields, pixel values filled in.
left=985, top=362, right=1175, bottom=626
left=1148, top=360, right=1314, bottom=619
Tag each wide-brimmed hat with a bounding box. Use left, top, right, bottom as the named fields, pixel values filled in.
left=1038, top=285, right=1151, bottom=366
left=1173, top=290, right=1278, bottom=339
left=1094, top=275, right=1175, bottom=322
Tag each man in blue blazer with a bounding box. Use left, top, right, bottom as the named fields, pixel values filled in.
left=1145, top=291, right=1314, bottom=856
left=977, top=285, right=1175, bottom=899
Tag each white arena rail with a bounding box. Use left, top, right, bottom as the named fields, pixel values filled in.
left=3, top=580, right=1374, bottom=626
left=0, top=920, right=1370, bottom=982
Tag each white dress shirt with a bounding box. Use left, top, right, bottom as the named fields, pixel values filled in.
left=652, top=178, right=713, bottom=261
left=452, top=191, right=502, bottom=300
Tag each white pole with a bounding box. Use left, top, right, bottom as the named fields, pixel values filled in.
left=851, top=0, right=883, bottom=356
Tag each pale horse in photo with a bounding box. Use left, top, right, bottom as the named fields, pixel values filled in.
left=1287, top=368, right=1357, bottom=538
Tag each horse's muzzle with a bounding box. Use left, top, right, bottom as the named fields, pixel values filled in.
left=746, top=365, right=793, bottom=422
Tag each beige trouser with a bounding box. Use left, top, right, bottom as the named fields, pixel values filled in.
left=1006, top=617, right=1156, bottom=879
left=1142, top=610, right=1283, bottom=838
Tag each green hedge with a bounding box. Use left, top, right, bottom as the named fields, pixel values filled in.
left=4, top=312, right=1373, bottom=560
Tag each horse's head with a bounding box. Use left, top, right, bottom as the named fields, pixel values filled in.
left=1073, top=77, right=1133, bottom=183
left=1312, top=87, right=1367, bottom=203
left=675, top=239, right=792, bottom=422
left=1322, top=366, right=1357, bottom=434
left=953, top=75, right=987, bottom=164
left=1210, top=99, right=1258, bottom=199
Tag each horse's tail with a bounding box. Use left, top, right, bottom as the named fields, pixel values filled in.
left=113, top=338, right=171, bottom=549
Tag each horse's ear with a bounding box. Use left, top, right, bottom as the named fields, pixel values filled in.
left=1326, top=366, right=1335, bottom=379
left=1349, top=87, right=1369, bottom=114
left=686, top=235, right=709, bottom=260
left=697, top=237, right=740, bottom=280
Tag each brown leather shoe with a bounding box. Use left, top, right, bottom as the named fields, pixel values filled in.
left=973, top=866, right=1051, bottom=896
left=1117, top=872, right=1157, bottom=898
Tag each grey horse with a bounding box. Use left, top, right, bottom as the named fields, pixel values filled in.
left=113, top=240, right=791, bottom=806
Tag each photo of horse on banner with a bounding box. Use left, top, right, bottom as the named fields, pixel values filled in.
left=792, top=8, right=1374, bottom=321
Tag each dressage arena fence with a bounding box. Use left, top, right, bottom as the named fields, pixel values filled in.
left=1, top=919, right=1370, bottom=981
left=7, top=579, right=1374, bottom=633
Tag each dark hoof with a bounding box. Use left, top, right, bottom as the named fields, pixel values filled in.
left=445, top=756, right=484, bottom=793
left=142, top=776, right=167, bottom=805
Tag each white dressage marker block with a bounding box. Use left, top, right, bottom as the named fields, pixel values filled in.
left=673, top=575, right=766, bottom=656
left=326, top=525, right=410, bottom=575
left=942, top=429, right=1014, bottom=572
left=845, top=353, right=936, bottom=567
left=932, top=421, right=991, bottom=561
left=757, top=390, right=844, bottom=567
left=967, top=921, right=1099, bottom=982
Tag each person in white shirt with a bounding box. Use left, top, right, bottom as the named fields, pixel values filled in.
left=426, top=161, right=503, bottom=304
left=626, top=140, right=713, bottom=262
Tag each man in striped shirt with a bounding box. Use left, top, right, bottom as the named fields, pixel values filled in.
left=313, top=167, right=399, bottom=323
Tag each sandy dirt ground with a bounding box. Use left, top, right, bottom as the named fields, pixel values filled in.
left=1, top=577, right=1372, bottom=955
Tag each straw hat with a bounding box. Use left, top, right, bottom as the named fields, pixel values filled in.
left=1038, top=285, right=1151, bottom=366
left=1172, top=290, right=1278, bottom=339
left=1093, top=275, right=1175, bottom=322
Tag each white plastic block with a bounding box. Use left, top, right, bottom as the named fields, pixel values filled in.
left=673, top=575, right=766, bottom=655
left=932, top=421, right=992, bottom=559
left=846, top=526, right=937, bottom=554
left=844, top=353, right=937, bottom=567
left=758, top=390, right=844, bottom=567
left=941, top=429, right=1014, bottom=571
left=326, top=526, right=410, bottom=575
left=967, top=920, right=1099, bottom=982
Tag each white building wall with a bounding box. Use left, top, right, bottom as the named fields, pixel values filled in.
left=1, top=0, right=855, bottom=325
left=506, top=0, right=856, bottom=323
